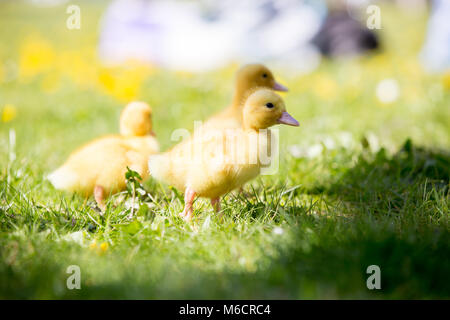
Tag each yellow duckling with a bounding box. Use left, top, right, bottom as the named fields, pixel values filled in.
left=148, top=89, right=299, bottom=221
left=200, top=64, right=288, bottom=130
left=48, top=101, right=159, bottom=210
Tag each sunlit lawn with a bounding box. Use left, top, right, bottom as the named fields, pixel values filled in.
left=0, top=2, right=449, bottom=299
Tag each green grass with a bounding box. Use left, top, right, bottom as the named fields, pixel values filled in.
left=0, top=1, right=449, bottom=299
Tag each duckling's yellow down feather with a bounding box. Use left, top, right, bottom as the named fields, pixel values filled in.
left=48, top=101, right=159, bottom=198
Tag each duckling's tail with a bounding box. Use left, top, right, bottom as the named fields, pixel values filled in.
left=148, top=153, right=172, bottom=184
left=47, top=166, right=78, bottom=191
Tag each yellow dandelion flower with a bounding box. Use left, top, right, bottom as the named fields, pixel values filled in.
left=2, top=104, right=17, bottom=123
left=98, top=65, right=149, bottom=102
left=19, top=35, right=55, bottom=79
left=114, top=80, right=141, bottom=102
left=57, top=49, right=98, bottom=88
left=98, top=71, right=115, bottom=92
left=99, top=242, right=109, bottom=253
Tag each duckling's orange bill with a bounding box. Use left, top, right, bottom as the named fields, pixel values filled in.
left=277, top=111, right=299, bottom=126
left=273, top=82, right=288, bottom=92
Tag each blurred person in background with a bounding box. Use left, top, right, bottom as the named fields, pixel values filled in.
left=420, top=0, right=450, bottom=73
left=312, top=0, right=380, bottom=58
left=98, top=0, right=327, bottom=73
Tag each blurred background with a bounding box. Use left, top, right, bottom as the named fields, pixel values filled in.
left=0, top=0, right=449, bottom=300
left=0, top=0, right=448, bottom=184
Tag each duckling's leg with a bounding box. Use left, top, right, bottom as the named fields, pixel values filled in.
left=94, top=185, right=106, bottom=213
left=211, top=198, right=221, bottom=213
left=180, top=188, right=196, bottom=221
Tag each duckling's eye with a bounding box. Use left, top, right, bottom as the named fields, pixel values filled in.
left=265, top=102, right=274, bottom=109
left=262, top=73, right=268, bottom=78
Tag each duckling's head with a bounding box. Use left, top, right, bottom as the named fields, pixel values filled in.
left=120, top=101, right=154, bottom=136
left=235, top=64, right=288, bottom=98
left=243, top=89, right=299, bottom=130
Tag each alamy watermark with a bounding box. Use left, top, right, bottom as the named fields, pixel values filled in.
left=66, top=265, right=81, bottom=290
left=346, top=1, right=382, bottom=30
left=66, top=4, right=81, bottom=30
left=169, top=121, right=280, bottom=175
left=366, top=5, right=381, bottom=30
left=366, top=265, right=381, bottom=290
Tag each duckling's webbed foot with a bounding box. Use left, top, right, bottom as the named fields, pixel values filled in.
left=94, top=185, right=106, bottom=213
left=180, top=188, right=196, bottom=221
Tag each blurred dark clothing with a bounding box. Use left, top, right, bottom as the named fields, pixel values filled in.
left=312, top=11, right=379, bottom=58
